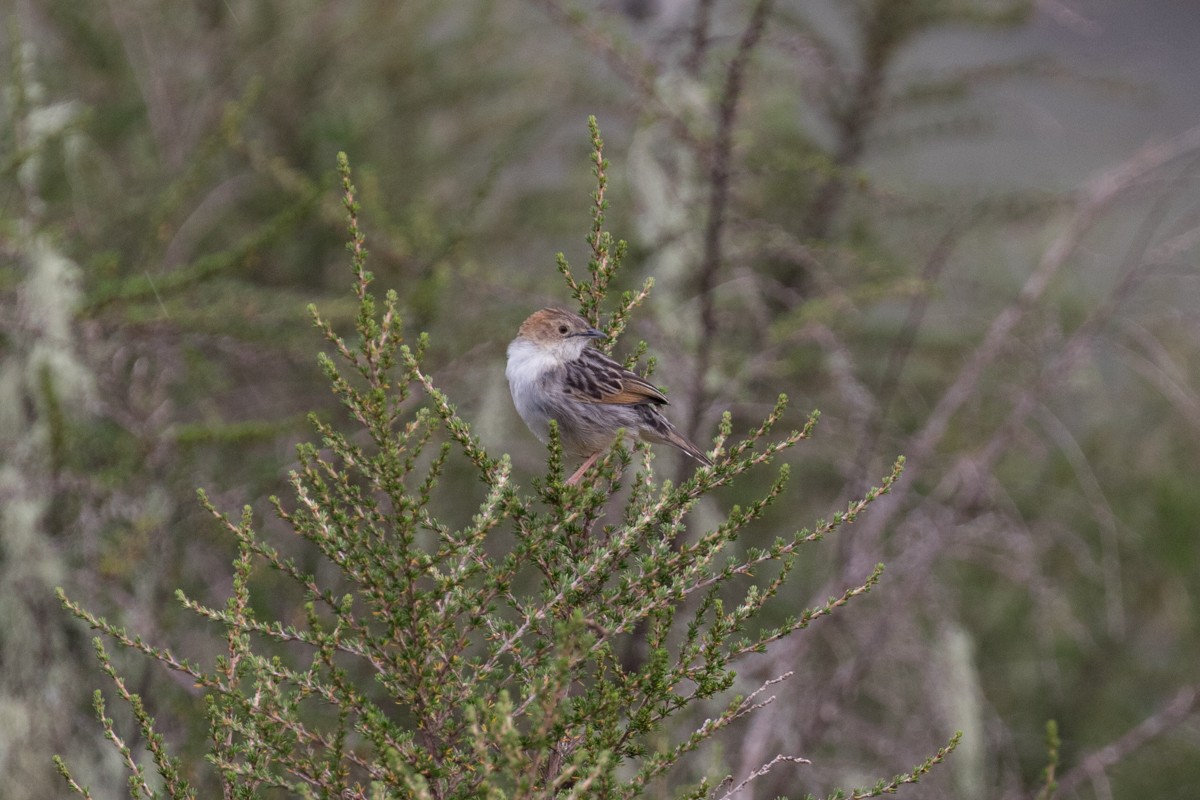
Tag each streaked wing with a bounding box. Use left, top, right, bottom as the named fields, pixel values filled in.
left=564, top=348, right=668, bottom=406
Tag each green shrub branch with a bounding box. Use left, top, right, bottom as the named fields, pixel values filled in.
left=54, top=121, right=956, bottom=799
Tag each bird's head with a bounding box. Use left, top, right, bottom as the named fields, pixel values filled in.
left=516, top=308, right=607, bottom=359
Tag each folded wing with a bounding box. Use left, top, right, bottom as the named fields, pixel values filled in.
left=564, top=348, right=668, bottom=406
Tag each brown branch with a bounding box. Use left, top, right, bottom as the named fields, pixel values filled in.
left=1054, top=685, right=1198, bottom=797
left=935, top=155, right=1200, bottom=509
left=683, top=0, right=777, bottom=454
left=683, top=0, right=717, bottom=76
left=769, top=126, right=1200, bottom=781
left=799, top=0, right=912, bottom=244
left=1118, top=319, right=1200, bottom=437
left=887, top=122, right=1200, bottom=512
left=844, top=219, right=970, bottom=497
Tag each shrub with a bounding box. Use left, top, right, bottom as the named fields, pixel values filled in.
left=56, top=121, right=955, bottom=799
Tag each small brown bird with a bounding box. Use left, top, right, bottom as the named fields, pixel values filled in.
left=506, top=308, right=712, bottom=484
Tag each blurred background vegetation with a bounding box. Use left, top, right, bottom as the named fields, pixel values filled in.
left=3, top=0, right=1199, bottom=797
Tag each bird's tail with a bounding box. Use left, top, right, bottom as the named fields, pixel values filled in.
left=638, top=406, right=714, bottom=466
left=662, top=426, right=713, bottom=467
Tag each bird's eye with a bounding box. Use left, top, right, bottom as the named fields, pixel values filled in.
left=558, top=325, right=569, bottom=334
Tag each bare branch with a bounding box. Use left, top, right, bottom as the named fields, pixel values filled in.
left=907, top=122, right=1200, bottom=482
left=716, top=753, right=811, bottom=800
left=1056, top=685, right=1198, bottom=796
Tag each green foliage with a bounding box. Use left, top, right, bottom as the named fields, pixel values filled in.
left=55, top=133, right=954, bottom=798
left=1034, top=720, right=1060, bottom=800
left=12, top=0, right=1200, bottom=796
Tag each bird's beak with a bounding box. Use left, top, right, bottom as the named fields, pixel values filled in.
left=572, top=327, right=607, bottom=340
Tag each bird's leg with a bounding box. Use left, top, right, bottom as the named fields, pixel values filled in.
left=565, top=451, right=602, bottom=485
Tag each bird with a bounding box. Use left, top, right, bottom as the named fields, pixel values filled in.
left=506, top=307, right=712, bottom=485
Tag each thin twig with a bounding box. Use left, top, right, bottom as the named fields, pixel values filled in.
left=717, top=753, right=811, bottom=800
left=1055, top=685, right=1198, bottom=796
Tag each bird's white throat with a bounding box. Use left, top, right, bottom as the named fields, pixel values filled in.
left=506, top=336, right=566, bottom=377
left=506, top=336, right=588, bottom=377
